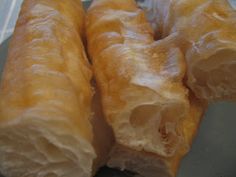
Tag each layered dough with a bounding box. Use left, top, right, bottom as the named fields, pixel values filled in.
left=87, top=0, right=189, bottom=158
left=139, top=0, right=236, bottom=101
left=108, top=96, right=204, bottom=177
left=86, top=0, right=205, bottom=176
left=0, top=0, right=113, bottom=177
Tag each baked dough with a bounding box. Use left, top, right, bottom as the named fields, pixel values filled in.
left=0, top=0, right=112, bottom=177
left=87, top=0, right=189, bottom=158
left=139, top=0, right=236, bottom=102
left=86, top=0, right=205, bottom=176
left=108, top=96, right=205, bottom=177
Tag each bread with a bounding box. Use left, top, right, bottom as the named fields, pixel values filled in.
left=0, top=0, right=113, bottom=176
left=86, top=0, right=205, bottom=176
left=87, top=0, right=189, bottom=157
left=108, top=96, right=205, bottom=177
left=139, top=0, right=236, bottom=102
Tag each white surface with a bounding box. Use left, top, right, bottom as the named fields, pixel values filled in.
left=0, top=0, right=23, bottom=44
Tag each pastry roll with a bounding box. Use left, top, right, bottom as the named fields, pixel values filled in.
left=0, top=0, right=112, bottom=177
left=87, top=0, right=189, bottom=158
left=108, top=96, right=205, bottom=177
left=86, top=0, right=204, bottom=176
left=139, top=0, right=236, bottom=102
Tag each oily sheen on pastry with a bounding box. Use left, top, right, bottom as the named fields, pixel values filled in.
left=0, top=0, right=113, bottom=177
left=86, top=0, right=205, bottom=176
left=139, top=0, right=236, bottom=102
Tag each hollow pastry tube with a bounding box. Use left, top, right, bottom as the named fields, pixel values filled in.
left=0, top=0, right=105, bottom=177
left=86, top=0, right=205, bottom=176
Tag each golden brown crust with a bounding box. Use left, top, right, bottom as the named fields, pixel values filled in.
left=140, top=0, right=236, bottom=102
left=86, top=0, right=207, bottom=176
left=86, top=0, right=190, bottom=158
left=1, top=0, right=92, bottom=140
left=86, top=0, right=208, bottom=176
left=0, top=1, right=96, bottom=177
left=168, top=95, right=206, bottom=175
left=107, top=96, right=205, bottom=177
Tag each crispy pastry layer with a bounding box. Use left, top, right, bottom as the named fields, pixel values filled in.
left=87, top=0, right=189, bottom=158
left=86, top=0, right=205, bottom=176
left=107, top=95, right=205, bottom=177
left=0, top=1, right=97, bottom=177
left=139, top=0, right=236, bottom=102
